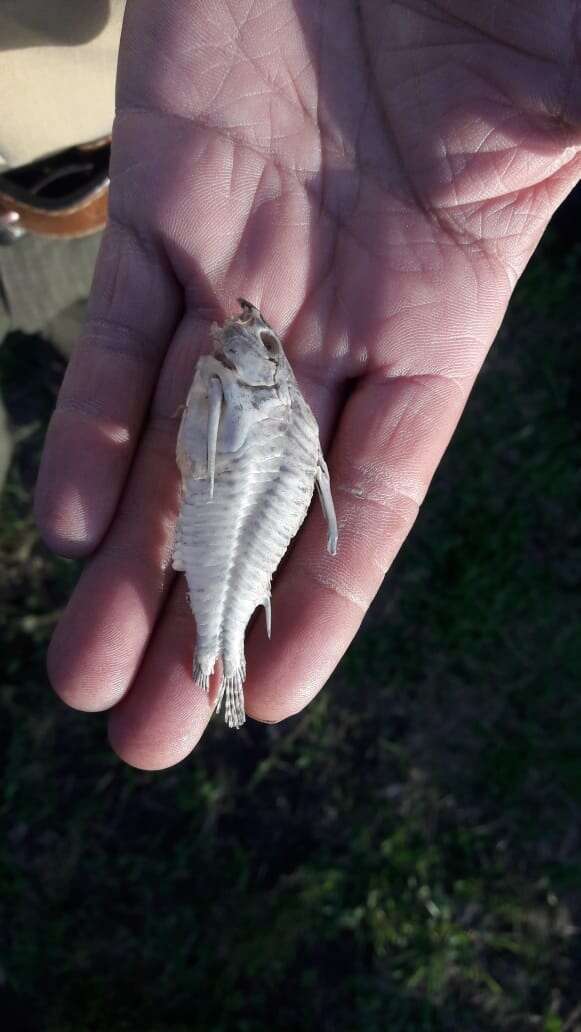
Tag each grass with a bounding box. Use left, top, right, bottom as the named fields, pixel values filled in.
left=0, top=225, right=580, bottom=1031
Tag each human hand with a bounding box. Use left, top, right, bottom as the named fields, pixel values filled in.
left=34, top=0, right=581, bottom=768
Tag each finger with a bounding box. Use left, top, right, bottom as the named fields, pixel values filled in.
left=243, top=370, right=473, bottom=723
left=107, top=579, right=213, bottom=771
left=34, top=220, right=181, bottom=557
left=44, top=304, right=209, bottom=714
left=46, top=417, right=180, bottom=712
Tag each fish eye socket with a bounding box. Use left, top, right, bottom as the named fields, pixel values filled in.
left=238, top=297, right=256, bottom=323
left=260, top=331, right=278, bottom=354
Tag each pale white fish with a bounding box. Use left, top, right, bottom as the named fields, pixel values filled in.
left=173, top=298, right=337, bottom=728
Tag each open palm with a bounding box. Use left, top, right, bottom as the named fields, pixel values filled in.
left=35, top=0, right=581, bottom=769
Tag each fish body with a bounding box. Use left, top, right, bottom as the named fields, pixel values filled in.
left=173, top=300, right=337, bottom=728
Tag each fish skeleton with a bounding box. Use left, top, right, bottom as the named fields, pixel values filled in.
left=173, top=298, right=338, bottom=728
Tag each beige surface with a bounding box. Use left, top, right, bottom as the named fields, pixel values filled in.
left=0, top=0, right=126, bottom=169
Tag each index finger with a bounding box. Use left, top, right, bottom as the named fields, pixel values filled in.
left=34, top=220, right=181, bottom=556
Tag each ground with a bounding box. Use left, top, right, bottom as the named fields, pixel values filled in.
left=0, top=210, right=580, bottom=1031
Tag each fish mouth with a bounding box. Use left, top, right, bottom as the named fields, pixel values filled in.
left=237, top=297, right=261, bottom=322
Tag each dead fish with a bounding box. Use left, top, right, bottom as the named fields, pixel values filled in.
left=173, top=298, right=337, bottom=728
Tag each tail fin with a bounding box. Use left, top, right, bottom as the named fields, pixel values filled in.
left=193, top=656, right=214, bottom=693
left=216, top=665, right=246, bottom=729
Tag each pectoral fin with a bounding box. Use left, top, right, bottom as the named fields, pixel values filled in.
left=263, top=596, right=272, bottom=639
left=315, top=452, right=338, bottom=556
left=207, top=376, right=223, bottom=498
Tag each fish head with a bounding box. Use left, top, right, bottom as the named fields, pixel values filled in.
left=214, top=298, right=290, bottom=388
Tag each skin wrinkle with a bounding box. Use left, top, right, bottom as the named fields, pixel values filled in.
left=99, top=214, right=165, bottom=271
left=74, top=318, right=163, bottom=366
left=451, top=58, right=525, bottom=119
left=461, top=112, right=523, bottom=167
left=423, top=180, right=557, bottom=252
left=52, top=400, right=132, bottom=444
left=288, top=471, right=422, bottom=614
left=106, top=145, right=171, bottom=185
left=336, top=374, right=468, bottom=494
left=313, top=7, right=326, bottom=225
left=292, top=557, right=369, bottom=613
left=116, top=102, right=416, bottom=226
left=369, top=370, right=472, bottom=401
left=121, top=10, right=396, bottom=184
left=399, top=25, right=581, bottom=159
left=100, top=457, right=179, bottom=563
left=335, top=480, right=421, bottom=518
left=407, top=0, right=558, bottom=64
left=90, top=215, right=183, bottom=333
left=451, top=122, right=575, bottom=202
left=93, top=216, right=179, bottom=330
left=448, top=57, right=579, bottom=153
left=239, top=3, right=324, bottom=122
left=41, top=482, right=90, bottom=545
left=222, top=136, right=236, bottom=202
left=225, top=160, right=273, bottom=275
left=220, top=2, right=308, bottom=129
left=359, top=12, right=580, bottom=227
left=98, top=538, right=175, bottom=573
left=119, top=105, right=322, bottom=175
left=494, top=144, right=528, bottom=186
left=308, top=193, right=432, bottom=296
left=92, top=222, right=125, bottom=316
left=55, top=345, right=150, bottom=434
left=383, top=36, right=530, bottom=55
left=357, top=7, right=469, bottom=250
left=282, top=269, right=350, bottom=380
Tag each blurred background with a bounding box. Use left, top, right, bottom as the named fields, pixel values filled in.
left=0, top=187, right=580, bottom=1031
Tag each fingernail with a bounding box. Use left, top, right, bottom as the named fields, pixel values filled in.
left=247, top=713, right=280, bottom=726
